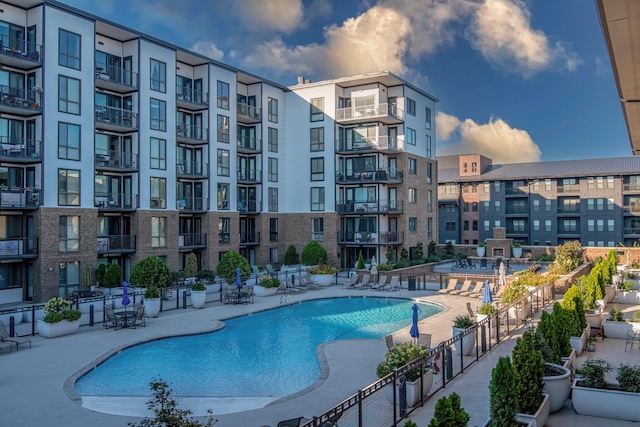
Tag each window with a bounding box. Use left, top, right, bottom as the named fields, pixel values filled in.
left=597, top=198, right=604, bottom=210
left=562, top=219, right=578, bottom=232
left=512, top=220, right=525, bottom=232
left=150, top=138, right=166, bottom=170
left=59, top=29, right=80, bottom=69
left=472, top=202, right=478, bottom=211
left=268, top=97, right=278, bottom=122
left=472, top=183, right=477, bottom=193
left=587, top=199, right=594, bottom=210
left=408, top=188, right=417, bottom=204
left=270, top=218, right=278, bottom=241
left=545, top=220, right=552, bottom=232
left=406, top=98, right=416, bottom=116
left=494, top=181, right=501, bottom=192
left=545, top=200, right=551, bottom=211
left=59, top=216, right=80, bottom=251
left=483, top=201, right=490, bottom=212
left=545, top=179, right=551, bottom=191
left=217, top=81, right=229, bottom=109
left=494, top=200, right=500, bottom=211
left=463, top=163, right=468, bottom=173
left=311, top=157, right=324, bottom=181
left=408, top=158, right=417, bottom=174
left=533, top=180, right=540, bottom=191
left=428, top=218, right=433, bottom=240
left=150, top=59, right=166, bottom=92
left=426, top=135, right=432, bottom=157
left=270, top=247, right=279, bottom=263
left=427, top=163, right=432, bottom=184
left=58, top=169, right=80, bottom=206
left=58, top=122, right=80, bottom=160
left=533, top=220, right=540, bottom=231
left=150, top=99, right=166, bottom=131
left=409, top=217, right=417, bottom=233
left=445, top=221, right=456, bottom=231
left=312, top=218, right=324, bottom=241
left=427, top=190, right=432, bottom=212
left=406, top=127, right=416, bottom=145
left=588, top=177, right=594, bottom=189
left=58, top=75, right=80, bottom=114
left=484, top=182, right=490, bottom=193
left=59, top=262, right=79, bottom=295
left=463, top=220, right=469, bottom=231
left=151, top=217, right=166, bottom=247
left=472, top=220, right=478, bottom=231
left=268, top=127, right=278, bottom=152
left=596, top=176, right=604, bottom=189
left=269, top=187, right=278, bottom=212
left=533, top=199, right=539, bottom=211
left=310, top=97, right=324, bottom=122
left=310, top=127, right=324, bottom=151
left=311, top=187, right=325, bottom=211
left=150, top=177, right=166, bottom=208
left=588, top=220, right=595, bottom=232
left=608, top=219, right=615, bottom=232
left=217, top=149, right=229, bottom=176
left=268, top=157, right=278, bottom=182
left=494, top=220, right=501, bottom=227
left=217, top=183, right=229, bottom=210
left=218, top=218, right=230, bottom=243
left=425, top=106, right=431, bottom=129
left=463, top=202, right=469, bottom=212
left=597, top=220, right=604, bottom=232
left=484, top=220, right=490, bottom=231
left=608, top=198, right=614, bottom=210
left=217, top=115, right=229, bottom=142
left=472, top=162, right=477, bottom=173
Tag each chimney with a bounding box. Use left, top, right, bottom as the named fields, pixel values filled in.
left=305, top=79, right=311, bottom=84
left=297, top=76, right=304, bottom=85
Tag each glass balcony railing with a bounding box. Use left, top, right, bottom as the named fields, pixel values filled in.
left=94, top=193, right=139, bottom=210
left=96, top=235, right=136, bottom=252
left=95, top=61, right=138, bottom=88
left=237, top=102, right=261, bottom=121
left=336, top=199, right=403, bottom=214
left=94, top=150, right=138, bottom=170
left=337, top=231, right=404, bottom=244
left=0, top=35, right=42, bottom=64
left=176, top=85, right=208, bottom=106
left=336, top=168, right=403, bottom=183
left=176, top=161, right=208, bottom=178
left=177, top=123, right=208, bottom=142
left=95, top=106, right=138, bottom=128
left=179, top=233, right=207, bottom=247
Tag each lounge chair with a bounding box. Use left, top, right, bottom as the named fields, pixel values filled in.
left=385, top=334, right=394, bottom=350
left=466, top=258, right=476, bottom=269
left=352, top=274, right=371, bottom=289
left=0, top=320, right=30, bottom=350
left=370, top=275, right=388, bottom=290
left=438, top=279, right=458, bottom=294
left=449, top=280, right=473, bottom=296
left=276, top=416, right=312, bottom=427
left=275, top=280, right=289, bottom=294
left=381, top=275, right=400, bottom=291
left=479, top=258, right=488, bottom=269
left=133, top=305, right=146, bottom=327
left=299, top=274, right=319, bottom=289
left=266, top=264, right=278, bottom=277
left=342, top=276, right=357, bottom=289
left=417, top=333, right=432, bottom=348
left=286, top=276, right=306, bottom=292
left=461, top=282, right=483, bottom=298
left=251, top=265, right=262, bottom=276
left=0, top=340, right=14, bottom=352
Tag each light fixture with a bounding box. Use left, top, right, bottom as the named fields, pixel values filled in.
left=98, top=41, right=104, bottom=45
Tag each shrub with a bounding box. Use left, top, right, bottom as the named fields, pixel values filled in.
left=608, top=305, right=624, bottom=322
left=400, top=246, right=409, bottom=262
left=284, top=245, right=299, bottom=266
left=414, top=242, right=424, bottom=260
left=632, top=311, right=640, bottom=322
left=43, top=297, right=81, bottom=324
left=215, top=251, right=251, bottom=281
left=184, top=252, right=198, bottom=278
left=511, top=330, right=544, bottom=415
left=357, top=251, right=365, bottom=269
left=102, top=263, right=122, bottom=288
left=577, top=358, right=612, bottom=389
left=95, top=264, right=107, bottom=286
left=499, top=280, right=528, bottom=305
left=616, top=364, right=640, bottom=392
left=429, top=240, right=437, bottom=257
left=191, top=280, right=206, bottom=292
left=377, top=263, right=394, bottom=272
left=404, top=421, right=418, bottom=427
left=561, top=285, right=587, bottom=335
left=376, top=341, right=430, bottom=380
left=130, top=256, right=172, bottom=289
left=478, top=303, right=496, bottom=315
left=300, top=241, right=328, bottom=266
left=427, top=392, right=469, bottom=427
left=258, top=276, right=280, bottom=288
left=550, top=240, right=584, bottom=274
left=552, top=303, right=572, bottom=357
left=513, top=242, right=521, bottom=248
left=489, top=356, right=518, bottom=427
left=144, top=285, right=160, bottom=299
left=307, top=264, right=339, bottom=275
left=444, top=241, right=454, bottom=257
left=196, top=269, right=215, bottom=281
left=452, top=314, right=474, bottom=329
left=620, top=279, right=634, bottom=292
left=478, top=242, right=485, bottom=248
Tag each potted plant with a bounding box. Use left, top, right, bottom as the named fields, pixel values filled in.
left=427, top=392, right=469, bottom=427
left=512, top=330, right=550, bottom=427
left=603, top=305, right=638, bottom=339
left=452, top=314, right=476, bottom=356
left=37, top=297, right=81, bottom=338
left=486, top=356, right=518, bottom=427
left=501, top=279, right=529, bottom=320
left=561, top=285, right=588, bottom=355
left=197, top=269, right=219, bottom=293
left=477, top=242, right=486, bottom=257
left=357, top=250, right=366, bottom=270
left=476, top=303, right=496, bottom=326
left=190, top=280, right=207, bottom=309
left=183, top=252, right=198, bottom=280
left=143, top=285, right=161, bottom=317
left=254, top=275, right=280, bottom=297
left=532, top=321, right=572, bottom=413
left=307, top=264, right=339, bottom=286
left=300, top=241, right=329, bottom=266
left=512, top=242, right=522, bottom=258
left=376, top=341, right=433, bottom=407
left=102, top=263, right=122, bottom=299
left=617, top=276, right=640, bottom=303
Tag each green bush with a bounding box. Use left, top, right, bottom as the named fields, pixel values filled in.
left=577, top=358, right=612, bottom=389
left=608, top=305, right=624, bottom=322
left=377, top=263, right=394, bottom=271
left=620, top=279, right=634, bottom=292
left=478, top=303, right=497, bottom=315
left=414, top=242, right=424, bottom=260
left=103, top=263, right=122, bottom=288
left=307, top=264, right=339, bottom=275
left=617, top=364, right=640, bottom=392
left=130, top=256, right=172, bottom=289
left=453, top=314, right=474, bottom=329
left=144, top=285, right=160, bottom=299
left=357, top=251, right=365, bottom=269
left=427, top=392, right=469, bottom=427
left=561, top=285, right=586, bottom=335
left=184, top=252, right=198, bottom=278
left=191, top=280, right=206, bottom=292
left=537, top=311, right=560, bottom=364
left=95, top=264, right=107, bottom=286
left=489, top=356, right=518, bottom=427
left=400, top=246, right=409, bottom=261
left=196, top=269, right=215, bottom=281
left=429, top=240, right=437, bottom=257
left=376, top=342, right=430, bottom=380
left=552, top=303, right=572, bottom=357
left=215, top=251, right=250, bottom=281
left=258, top=276, right=280, bottom=288
left=43, top=297, right=80, bottom=324
left=550, top=240, right=584, bottom=274
left=632, top=311, right=640, bottom=322
left=284, top=245, right=299, bottom=266
left=512, top=330, right=544, bottom=415
left=300, top=241, right=328, bottom=266
left=63, top=308, right=81, bottom=322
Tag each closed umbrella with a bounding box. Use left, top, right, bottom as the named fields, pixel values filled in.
left=410, top=304, right=420, bottom=344
left=370, top=256, right=377, bottom=282
left=235, top=267, right=242, bottom=289
left=121, top=281, right=130, bottom=308
left=498, top=262, right=506, bottom=286
left=483, top=280, right=493, bottom=304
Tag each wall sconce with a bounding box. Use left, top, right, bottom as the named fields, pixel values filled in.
left=0, top=9, right=4, bottom=13
left=98, top=41, right=104, bottom=45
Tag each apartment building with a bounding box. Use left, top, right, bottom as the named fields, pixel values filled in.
left=0, top=1, right=437, bottom=303
left=438, top=154, right=640, bottom=248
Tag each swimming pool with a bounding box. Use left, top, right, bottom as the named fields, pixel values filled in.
left=75, top=297, right=441, bottom=400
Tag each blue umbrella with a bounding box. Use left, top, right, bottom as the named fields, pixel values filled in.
left=410, top=304, right=420, bottom=343
left=235, top=267, right=242, bottom=289
left=483, top=280, right=493, bottom=304
left=122, top=281, right=130, bottom=307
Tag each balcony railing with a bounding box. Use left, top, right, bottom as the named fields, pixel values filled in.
left=179, top=233, right=207, bottom=247
left=176, top=161, right=208, bottom=178
left=624, top=183, right=640, bottom=192
left=95, top=61, right=138, bottom=89
left=624, top=204, right=640, bottom=214
left=336, top=200, right=404, bottom=215
left=176, top=85, right=208, bottom=107
left=337, top=231, right=404, bottom=244
left=623, top=227, right=640, bottom=235
left=0, top=237, right=38, bottom=257
left=0, top=85, right=41, bottom=112
left=95, top=106, right=138, bottom=129
left=557, top=184, right=580, bottom=193
left=95, top=150, right=138, bottom=170
left=505, top=186, right=528, bottom=195
left=0, top=35, right=42, bottom=65
left=0, top=187, right=40, bottom=208
left=218, top=232, right=230, bottom=243
left=240, top=231, right=261, bottom=245
left=237, top=102, right=261, bottom=121
left=176, top=197, right=209, bottom=212
left=237, top=168, right=262, bottom=184
left=177, top=123, right=208, bottom=143
left=336, top=103, right=404, bottom=122
left=94, top=193, right=139, bottom=210
left=217, top=128, right=230, bottom=143
left=336, top=135, right=405, bottom=152
left=96, top=235, right=136, bottom=252
left=238, top=199, right=261, bottom=214
left=557, top=227, right=579, bottom=234
left=336, top=168, right=403, bottom=184
left=557, top=204, right=580, bottom=213
left=505, top=206, right=528, bottom=215
left=237, top=135, right=262, bottom=152
left=0, top=137, right=42, bottom=161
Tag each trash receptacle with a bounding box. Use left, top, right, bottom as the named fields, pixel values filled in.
left=408, top=276, right=417, bottom=291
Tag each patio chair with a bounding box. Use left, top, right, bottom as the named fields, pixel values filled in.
left=417, top=333, right=432, bottom=348
left=286, top=276, right=306, bottom=292
left=352, top=274, right=370, bottom=289
left=342, top=276, right=357, bottom=289
left=438, top=279, right=459, bottom=294
left=381, top=275, right=400, bottom=292
left=479, top=258, right=488, bottom=269
left=449, top=280, right=473, bottom=296
left=466, top=258, right=476, bottom=269
left=385, top=334, right=394, bottom=351
left=453, top=257, right=466, bottom=269
left=0, top=340, right=14, bottom=353
left=300, top=274, right=319, bottom=289
left=0, top=320, right=31, bottom=350
left=276, top=417, right=312, bottom=427
left=625, top=329, right=640, bottom=351
left=223, top=285, right=238, bottom=304
left=370, top=275, right=388, bottom=290
left=133, top=305, right=146, bottom=328
left=266, top=264, right=278, bottom=277
left=104, top=306, right=121, bottom=330
left=251, top=265, right=262, bottom=276
left=275, top=280, right=289, bottom=294
left=466, top=302, right=476, bottom=318
left=463, top=281, right=485, bottom=298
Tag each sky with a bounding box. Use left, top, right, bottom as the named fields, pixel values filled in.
left=58, top=0, right=631, bottom=164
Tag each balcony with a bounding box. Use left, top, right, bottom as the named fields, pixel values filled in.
left=218, top=232, right=230, bottom=244
left=95, top=106, right=138, bottom=132
left=624, top=204, right=640, bottom=215
left=624, top=183, right=640, bottom=193
left=96, top=235, right=136, bottom=254
left=237, top=135, right=262, bottom=154
left=238, top=199, right=261, bottom=214
left=0, top=187, right=40, bottom=209
left=176, top=161, right=209, bottom=179
left=177, top=123, right=208, bottom=145
left=0, top=36, right=42, bottom=69
left=336, top=199, right=404, bottom=215
left=335, top=103, right=404, bottom=125
left=94, top=193, right=139, bottom=211
left=557, top=184, right=580, bottom=194
left=179, top=233, right=207, bottom=249
left=623, top=227, right=640, bottom=236
left=0, top=237, right=38, bottom=258
left=336, top=168, right=403, bottom=184
left=240, top=231, right=260, bottom=246
left=237, top=102, right=261, bottom=123
left=0, top=137, right=42, bottom=163
left=95, top=150, right=138, bottom=172
left=557, top=227, right=579, bottom=236
left=337, top=231, right=404, bottom=245
left=335, top=135, right=405, bottom=154
left=176, top=197, right=209, bottom=213
left=176, top=85, right=208, bottom=110
left=237, top=168, right=262, bottom=184
left=0, top=86, right=41, bottom=116
left=505, top=186, right=529, bottom=196
left=505, top=206, right=528, bottom=216
left=95, top=62, right=138, bottom=93
left=557, top=204, right=580, bottom=215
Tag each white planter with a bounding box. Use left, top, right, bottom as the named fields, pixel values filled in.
left=205, top=282, right=221, bottom=294
left=190, top=290, right=206, bottom=309
left=310, top=274, right=334, bottom=286
left=22, top=309, right=45, bottom=323
left=617, top=290, right=640, bottom=304
left=0, top=311, right=22, bottom=326
left=254, top=285, right=278, bottom=297
left=585, top=310, right=603, bottom=329
left=37, top=319, right=80, bottom=338
left=516, top=393, right=550, bottom=427
left=507, top=300, right=530, bottom=320
left=452, top=326, right=476, bottom=356
left=405, top=371, right=434, bottom=407
left=560, top=348, right=577, bottom=373
left=512, top=247, right=523, bottom=258
left=570, top=336, right=583, bottom=356
left=605, top=285, right=617, bottom=304
left=603, top=320, right=639, bottom=339
left=543, top=363, right=572, bottom=413
left=482, top=419, right=531, bottom=427
left=476, top=246, right=486, bottom=257
left=572, top=379, right=640, bottom=422
left=144, top=298, right=161, bottom=318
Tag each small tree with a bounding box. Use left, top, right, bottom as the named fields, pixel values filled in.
left=551, top=302, right=572, bottom=358
left=550, top=240, right=584, bottom=274
left=300, top=241, right=328, bottom=266
left=130, top=256, right=172, bottom=289
left=95, top=264, right=107, bottom=286
left=284, top=245, right=299, bottom=266
left=183, top=252, right=198, bottom=278
left=103, top=263, right=122, bottom=288
left=429, top=240, right=437, bottom=257
left=414, top=242, right=424, bottom=260
left=489, top=356, right=518, bottom=427
left=444, top=241, right=455, bottom=258
left=536, top=311, right=560, bottom=364
left=215, top=251, right=250, bottom=281
left=400, top=246, right=409, bottom=261
left=427, top=392, right=469, bottom=427
left=561, top=285, right=586, bottom=335
left=357, top=251, right=365, bottom=269
left=606, top=249, right=618, bottom=283
left=512, top=330, right=544, bottom=415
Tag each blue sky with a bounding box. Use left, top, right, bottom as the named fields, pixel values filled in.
left=59, top=0, right=630, bottom=163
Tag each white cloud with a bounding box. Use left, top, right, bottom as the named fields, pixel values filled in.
left=436, top=111, right=542, bottom=163
left=191, top=41, right=224, bottom=61
left=237, top=0, right=305, bottom=33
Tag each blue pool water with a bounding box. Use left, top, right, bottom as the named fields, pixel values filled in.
left=75, top=297, right=441, bottom=398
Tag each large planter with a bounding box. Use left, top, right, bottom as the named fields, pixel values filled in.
left=0, top=311, right=22, bottom=326
left=190, top=290, right=206, bottom=309
left=560, top=348, right=577, bottom=373
left=512, top=247, right=523, bottom=258
left=585, top=309, right=603, bottom=329
left=543, top=363, right=572, bottom=413
left=572, top=379, right=640, bottom=422
left=603, top=320, right=639, bottom=339
left=605, top=285, right=616, bottom=304
left=507, top=300, right=530, bottom=321
left=476, top=246, right=486, bottom=257
left=144, top=298, right=161, bottom=318
left=205, top=282, right=221, bottom=294
left=570, top=336, right=583, bottom=356
left=310, top=274, right=334, bottom=286
left=405, top=371, right=434, bottom=407
left=254, top=285, right=278, bottom=297
left=37, top=319, right=80, bottom=338
left=617, top=290, right=640, bottom=304
left=516, top=393, right=550, bottom=427
left=452, top=326, right=476, bottom=356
